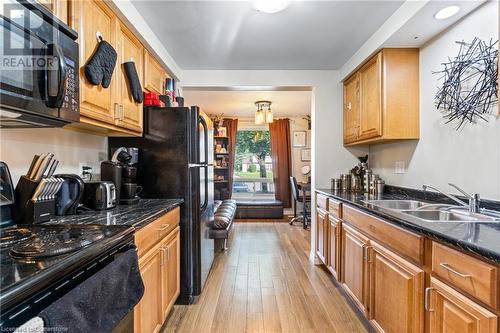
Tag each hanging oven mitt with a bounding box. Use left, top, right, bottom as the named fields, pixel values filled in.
left=84, top=40, right=117, bottom=88
left=123, top=61, right=143, bottom=103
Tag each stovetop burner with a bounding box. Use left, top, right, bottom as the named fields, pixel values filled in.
left=10, top=227, right=106, bottom=259
left=0, top=228, right=33, bottom=247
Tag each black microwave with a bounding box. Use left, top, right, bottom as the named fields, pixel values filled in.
left=0, top=0, right=79, bottom=128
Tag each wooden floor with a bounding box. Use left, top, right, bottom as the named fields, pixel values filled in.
left=162, top=223, right=368, bottom=333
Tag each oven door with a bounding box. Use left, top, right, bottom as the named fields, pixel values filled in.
left=0, top=0, right=79, bottom=127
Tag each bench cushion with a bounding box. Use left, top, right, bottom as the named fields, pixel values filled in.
left=213, top=200, right=236, bottom=229
left=235, top=200, right=283, bottom=219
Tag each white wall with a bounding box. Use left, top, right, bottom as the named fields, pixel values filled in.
left=289, top=117, right=311, bottom=182
left=0, top=129, right=107, bottom=185
left=369, top=2, right=500, bottom=200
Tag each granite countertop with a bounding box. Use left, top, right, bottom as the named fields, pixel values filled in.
left=316, top=188, right=500, bottom=264
left=45, top=199, right=184, bottom=229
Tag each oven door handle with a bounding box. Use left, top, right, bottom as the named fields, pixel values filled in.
left=46, top=43, right=67, bottom=108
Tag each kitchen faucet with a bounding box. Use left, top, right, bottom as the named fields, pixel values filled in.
left=422, top=183, right=481, bottom=213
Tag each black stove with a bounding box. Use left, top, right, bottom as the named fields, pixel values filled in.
left=0, top=224, right=135, bottom=328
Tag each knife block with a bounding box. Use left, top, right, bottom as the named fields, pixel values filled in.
left=13, top=176, right=55, bottom=224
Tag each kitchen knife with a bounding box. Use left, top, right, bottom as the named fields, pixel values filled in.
left=40, top=178, right=52, bottom=201
left=44, top=159, right=56, bottom=177
left=32, top=178, right=47, bottom=201
left=34, top=153, right=54, bottom=181
left=29, top=153, right=46, bottom=180
left=47, top=160, right=59, bottom=177
left=26, top=155, right=39, bottom=178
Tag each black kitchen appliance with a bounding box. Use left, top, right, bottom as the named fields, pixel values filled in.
left=0, top=0, right=79, bottom=128
left=82, top=181, right=117, bottom=210
left=54, top=174, right=84, bottom=215
left=0, top=224, right=135, bottom=331
left=101, top=160, right=123, bottom=201
left=109, top=147, right=140, bottom=205
left=0, top=162, right=15, bottom=227
left=109, top=106, right=214, bottom=304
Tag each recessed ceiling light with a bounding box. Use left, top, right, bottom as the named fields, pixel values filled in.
left=253, top=0, right=290, bottom=14
left=434, top=5, right=460, bottom=20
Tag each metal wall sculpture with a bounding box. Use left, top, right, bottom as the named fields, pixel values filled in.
left=434, top=37, right=498, bottom=130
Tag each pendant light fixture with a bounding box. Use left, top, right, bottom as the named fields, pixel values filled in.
left=254, top=100, right=273, bottom=124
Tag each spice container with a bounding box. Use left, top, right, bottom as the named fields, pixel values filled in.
left=331, top=178, right=341, bottom=191
left=374, top=179, right=385, bottom=194
left=340, top=174, right=351, bottom=191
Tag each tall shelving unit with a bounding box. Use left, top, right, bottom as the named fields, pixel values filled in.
left=214, top=136, right=231, bottom=200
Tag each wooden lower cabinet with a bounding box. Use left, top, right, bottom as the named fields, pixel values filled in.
left=369, top=241, right=424, bottom=333
left=316, top=207, right=328, bottom=264
left=327, top=215, right=341, bottom=280
left=341, top=223, right=370, bottom=314
left=134, top=211, right=180, bottom=333
left=428, top=278, right=498, bottom=333
left=160, top=228, right=180, bottom=319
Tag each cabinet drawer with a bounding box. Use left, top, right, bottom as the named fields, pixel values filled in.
left=343, top=205, right=424, bottom=264
left=432, top=242, right=498, bottom=309
left=136, top=207, right=180, bottom=257
left=328, top=199, right=341, bottom=219
left=316, top=193, right=328, bottom=210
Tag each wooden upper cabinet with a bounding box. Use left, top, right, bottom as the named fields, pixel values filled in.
left=358, top=52, right=382, bottom=140
left=368, top=241, right=424, bottom=333
left=36, top=0, right=68, bottom=23
left=343, top=73, right=360, bottom=144
left=428, top=278, right=498, bottom=333
left=343, top=48, right=420, bottom=146
left=144, top=50, right=166, bottom=95
left=341, top=223, right=370, bottom=315
left=71, top=0, right=116, bottom=125
left=116, top=22, right=143, bottom=133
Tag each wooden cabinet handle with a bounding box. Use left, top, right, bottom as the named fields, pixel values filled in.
left=114, top=103, right=119, bottom=119
left=160, top=248, right=167, bottom=266
left=157, top=224, right=170, bottom=231
left=439, top=263, right=472, bottom=278
left=120, top=105, right=124, bottom=120
left=424, top=287, right=435, bottom=312
left=362, top=244, right=371, bottom=262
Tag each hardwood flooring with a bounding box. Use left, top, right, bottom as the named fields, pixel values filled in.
left=162, top=223, right=368, bottom=333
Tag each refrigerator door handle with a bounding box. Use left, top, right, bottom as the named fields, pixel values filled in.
left=188, top=163, right=206, bottom=168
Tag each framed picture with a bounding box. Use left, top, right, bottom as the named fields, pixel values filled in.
left=301, top=149, right=311, bottom=161
left=217, top=127, right=227, bottom=137
left=293, top=131, right=306, bottom=147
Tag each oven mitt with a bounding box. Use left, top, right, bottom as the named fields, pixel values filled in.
left=123, top=61, right=143, bottom=103
left=84, top=40, right=117, bottom=88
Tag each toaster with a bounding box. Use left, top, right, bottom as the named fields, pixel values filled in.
left=82, top=181, right=116, bottom=210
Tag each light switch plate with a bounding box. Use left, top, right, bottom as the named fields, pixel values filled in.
left=395, top=161, right=406, bottom=174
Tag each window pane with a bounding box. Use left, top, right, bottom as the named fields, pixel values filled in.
left=232, top=130, right=275, bottom=201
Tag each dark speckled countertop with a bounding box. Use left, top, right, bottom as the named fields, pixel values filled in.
left=316, top=187, right=500, bottom=264
left=44, top=199, right=184, bottom=229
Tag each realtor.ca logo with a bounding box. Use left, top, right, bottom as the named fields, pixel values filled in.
left=1, top=4, right=58, bottom=71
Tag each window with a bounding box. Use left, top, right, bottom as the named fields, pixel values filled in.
left=232, top=130, right=274, bottom=200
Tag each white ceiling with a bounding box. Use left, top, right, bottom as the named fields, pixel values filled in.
left=131, top=0, right=404, bottom=70
left=183, top=89, right=312, bottom=118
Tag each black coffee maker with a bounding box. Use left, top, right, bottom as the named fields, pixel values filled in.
left=105, top=147, right=140, bottom=205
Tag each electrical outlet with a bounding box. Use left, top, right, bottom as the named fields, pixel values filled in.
left=395, top=161, right=406, bottom=174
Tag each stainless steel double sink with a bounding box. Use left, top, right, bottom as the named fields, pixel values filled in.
left=364, top=200, right=500, bottom=223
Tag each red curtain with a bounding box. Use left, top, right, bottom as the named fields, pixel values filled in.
left=269, top=119, right=292, bottom=208
left=223, top=118, right=238, bottom=197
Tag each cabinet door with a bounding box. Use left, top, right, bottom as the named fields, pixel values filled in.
left=134, top=247, right=163, bottom=333
left=144, top=51, right=166, bottom=95
left=343, top=73, right=360, bottom=144
left=369, top=241, right=424, bottom=333
left=341, top=223, right=370, bottom=314
left=160, top=229, right=180, bottom=320
left=358, top=52, right=382, bottom=140
left=327, top=215, right=341, bottom=280
left=116, top=22, right=143, bottom=133
left=316, top=208, right=328, bottom=264
left=428, top=278, right=498, bottom=333
left=36, top=0, right=68, bottom=23
left=72, top=0, right=116, bottom=125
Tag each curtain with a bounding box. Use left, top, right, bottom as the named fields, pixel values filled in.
left=223, top=118, right=238, bottom=198
left=269, top=119, right=292, bottom=208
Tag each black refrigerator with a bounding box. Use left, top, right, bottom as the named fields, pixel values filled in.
left=109, top=106, right=214, bottom=304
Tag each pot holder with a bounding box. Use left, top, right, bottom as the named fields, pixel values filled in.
left=123, top=61, right=143, bottom=103
left=84, top=40, right=117, bottom=88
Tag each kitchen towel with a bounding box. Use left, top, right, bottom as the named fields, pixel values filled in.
left=84, top=40, right=117, bottom=88
left=123, top=61, right=143, bottom=103
left=39, top=248, right=144, bottom=333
